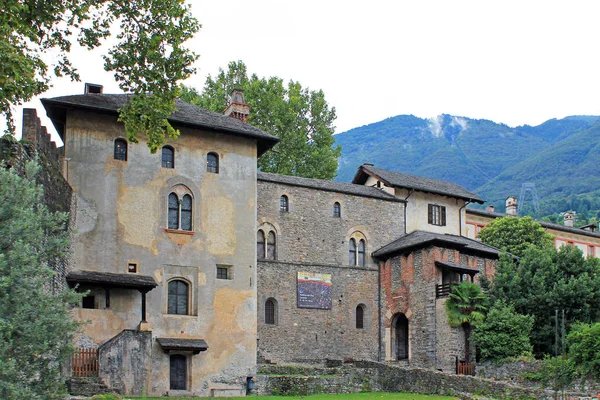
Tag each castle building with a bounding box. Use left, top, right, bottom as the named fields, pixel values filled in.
left=28, top=85, right=590, bottom=396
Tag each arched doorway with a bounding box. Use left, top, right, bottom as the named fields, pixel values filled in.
left=391, top=313, right=409, bottom=360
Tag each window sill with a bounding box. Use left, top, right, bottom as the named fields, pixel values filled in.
left=164, top=229, right=195, bottom=235
left=164, top=313, right=197, bottom=318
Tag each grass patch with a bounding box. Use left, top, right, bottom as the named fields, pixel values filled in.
left=120, top=392, right=459, bottom=400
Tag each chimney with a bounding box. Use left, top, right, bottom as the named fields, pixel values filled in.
left=505, top=196, right=518, bottom=216
left=486, top=205, right=495, bottom=213
left=84, top=83, right=103, bottom=94
left=224, top=88, right=249, bottom=123
left=564, top=212, right=574, bottom=227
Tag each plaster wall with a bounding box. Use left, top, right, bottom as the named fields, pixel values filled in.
left=63, top=109, right=258, bottom=396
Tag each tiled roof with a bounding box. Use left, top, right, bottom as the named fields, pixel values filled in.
left=41, top=94, right=279, bottom=156
left=435, top=260, right=479, bottom=274
left=66, top=270, right=158, bottom=290
left=258, top=172, right=404, bottom=202
left=156, top=338, right=209, bottom=353
left=466, top=208, right=600, bottom=239
left=353, top=165, right=484, bottom=203
left=372, top=230, right=502, bottom=259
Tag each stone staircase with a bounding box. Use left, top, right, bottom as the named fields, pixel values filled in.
left=66, top=377, right=117, bottom=397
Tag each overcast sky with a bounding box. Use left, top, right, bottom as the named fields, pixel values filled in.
left=10, top=0, right=600, bottom=144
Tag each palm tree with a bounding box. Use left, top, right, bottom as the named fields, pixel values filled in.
left=445, top=281, right=487, bottom=364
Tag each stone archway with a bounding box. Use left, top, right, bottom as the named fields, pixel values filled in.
left=391, top=313, right=409, bottom=360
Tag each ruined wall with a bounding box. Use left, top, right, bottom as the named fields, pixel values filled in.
left=257, top=180, right=405, bottom=363
left=64, top=109, right=258, bottom=396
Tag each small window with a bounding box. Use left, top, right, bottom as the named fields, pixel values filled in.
left=114, top=138, right=127, bottom=161
left=349, top=238, right=357, bottom=266
left=167, top=280, right=189, bottom=315
left=265, top=298, right=277, bottom=325
left=333, top=202, right=341, bottom=218
left=356, top=304, right=365, bottom=329
left=127, top=262, right=138, bottom=273
left=280, top=195, right=289, bottom=213
left=82, top=295, right=95, bottom=309
left=358, top=239, right=366, bottom=267
left=428, top=204, right=446, bottom=226
left=589, top=246, right=595, bottom=257
left=162, top=146, right=175, bottom=168
left=257, top=230, right=266, bottom=259
left=217, top=265, right=232, bottom=280
left=267, top=231, right=277, bottom=260
left=207, top=152, right=219, bottom=173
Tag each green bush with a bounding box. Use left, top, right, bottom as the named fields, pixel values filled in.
left=567, top=322, right=600, bottom=379
left=472, top=300, right=534, bottom=361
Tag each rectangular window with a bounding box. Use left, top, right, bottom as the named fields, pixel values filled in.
left=127, top=262, right=138, bottom=273
left=82, top=295, right=95, bottom=309
left=589, top=246, right=595, bottom=257
left=428, top=204, right=446, bottom=226
left=216, top=265, right=232, bottom=280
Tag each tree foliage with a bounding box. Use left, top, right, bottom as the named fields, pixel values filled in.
left=566, top=322, right=600, bottom=379
left=490, top=245, right=600, bottom=356
left=0, top=160, right=82, bottom=399
left=2, top=0, right=199, bottom=152
left=445, top=281, right=488, bottom=363
left=478, top=216, right=555, bottom=258
left=472, top=300, right=534, bottom=361
left=181, top=60, right=342, bottom=180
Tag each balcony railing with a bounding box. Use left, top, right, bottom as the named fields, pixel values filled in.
left=436, top=283, right=453, bottom=298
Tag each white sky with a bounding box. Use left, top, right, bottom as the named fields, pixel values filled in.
left=10, top=0, right=600, bottom=144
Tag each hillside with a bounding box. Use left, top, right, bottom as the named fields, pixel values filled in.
left=334, top=114, right=600, bottom=221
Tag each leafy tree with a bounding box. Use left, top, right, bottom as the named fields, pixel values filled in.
left=0, top=160, right=81, bottom=399
left=478, top=216, right=555, bottom=258
left=472, top=300, right=534, bottom=361
left=490, top=245, right=600, bottom=356
left=445, top=281, right=488, bottom=364
left=181, top=60, right=341, bottom=179
left=566, top=322, right=600, bottom=379
left=2, top=0, right=200, bottom=152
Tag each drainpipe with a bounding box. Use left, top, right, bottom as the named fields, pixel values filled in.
left=403, top=189, right=414, bottom=234
left=377, top=259, right=382, bottom=361
left=458, top=201, right=472, bottom=237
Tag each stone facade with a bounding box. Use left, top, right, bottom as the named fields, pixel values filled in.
left=256, top=177, right=404, bottom=363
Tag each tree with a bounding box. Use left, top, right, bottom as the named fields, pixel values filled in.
left=445, top=281, right=488, bottom=364
left=2, top=0, right=199, bottom=152
left=472, top=300, right=534, bottom=361
left=0, top=160, right=81, bottom=398
left=478, top=216, right=554, bottom=258
left=490, top=245, right=600, bottom=356
left=566, top=322, right=600, bottom=379
left=181, top=60, right=342, bottom=180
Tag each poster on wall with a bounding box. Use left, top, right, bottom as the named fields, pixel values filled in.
left=297, top=271, right=332, bottom=309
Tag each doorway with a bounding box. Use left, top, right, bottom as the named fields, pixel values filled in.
left=392, top=313, right=409, bottom=360
left=170, top=354, right=187, bottom=390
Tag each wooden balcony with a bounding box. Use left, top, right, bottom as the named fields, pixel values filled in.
left=436, top=283, right=453, bottom=298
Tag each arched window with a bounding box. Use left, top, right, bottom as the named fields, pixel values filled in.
left=167, top=280, right=189, bottom=315
left=114, top=138, right=127, bottom=161
left=356, top=304, right=365, bottom=329
left=168, top=193, right=179, bottom=229
left=333, top=202, right=341, bottom=218
left=349, top=238, right=356, bottom=266
left=167, top=190, right=193, bottom=231
left=162, top=146, right=174, bottom=168
left=267, top=231, right=277, bottom=260
left=358, top=239, right=366, bottom=267
left=257, top=230, right=265, bottom=259
left=207, top=152, right=219, bottom=173
left=265, top=298, right=277, bottom=325
left=280, top=195, right=289, bottom=213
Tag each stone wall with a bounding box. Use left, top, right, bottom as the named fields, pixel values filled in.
left=99, top=329, right=153, bottom=395
left=257, top=179, right=405, bottom=363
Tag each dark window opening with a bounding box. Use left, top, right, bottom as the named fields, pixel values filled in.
left=333, top=202, right=341, bottom=218
left=280, top=195, right=289, bottom=213
left=349, top=238, right=357, bottom=266
left=217, top=266, right=231, bottom=280
left=428, top=204, right=446, bottom=226
left=82, top=295, right=95, bottom=309
left=257, top=230, right=265, bottom=259
left=207, top=152, right=219, bottom=173
left=180, top=194, right=192, bottom=231
left=267, top=231, right=277, bottom=260
left=358, top=239, right=366, bottom=267
left=127, top=263, right=138, bottom=273
left=265, top=298, right=276, bottom=325
left=114, top=139, right=127, bottom=161
left=168, top=193, right=179, bottom=229
left=162, top=146, right=174, bottom=168
left=356, top=305, right=365, bottom=329
left=167, top=280, right=189, bottom=315
left=168, top=191, right=193, bottom=231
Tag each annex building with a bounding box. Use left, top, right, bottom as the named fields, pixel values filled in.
left=18, top=85, right=595, bottom=396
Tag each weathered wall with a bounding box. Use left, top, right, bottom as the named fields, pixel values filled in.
left=99, top=330, right=152, bottom=394
left=257, top=179, right=404, bottom=363
left=64, top=109, right=258, bottom=396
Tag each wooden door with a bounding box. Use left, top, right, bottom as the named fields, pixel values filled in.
left=170, top=354, right=187, bottom=390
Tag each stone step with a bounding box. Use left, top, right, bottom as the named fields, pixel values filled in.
left=67, top=377, right=115, bottom=397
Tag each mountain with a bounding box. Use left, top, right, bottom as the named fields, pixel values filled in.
left=334, top=114, right=600, bottom=220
